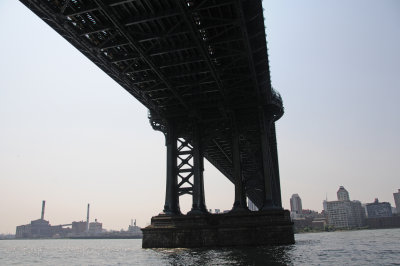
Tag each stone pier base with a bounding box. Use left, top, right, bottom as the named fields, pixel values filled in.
left=142, top=210, right=294, bottom=248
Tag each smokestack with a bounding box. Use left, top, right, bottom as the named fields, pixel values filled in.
left=41, top=200, right=45, bottom=220
left=86, top=204, right=90, bottom=231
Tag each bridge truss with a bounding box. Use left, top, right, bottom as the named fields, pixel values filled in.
left=21, top=0, right=284, bottom=212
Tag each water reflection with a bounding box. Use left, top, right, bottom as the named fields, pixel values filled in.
left=157, top=245, right=295, bottom=265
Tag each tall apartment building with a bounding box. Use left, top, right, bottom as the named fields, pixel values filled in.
left=337, top=186, right=350, bottom=201
left=324, top=186, right=365, bottom=228
left=366, top=198, right=393, bottom=218
left=290, top=194, right=303, bottom=219
left=394, top=189, right=400, bottom=214
left=290, top=194, right=302, bottom=213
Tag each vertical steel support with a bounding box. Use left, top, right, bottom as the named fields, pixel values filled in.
left=259, top=107, right=283, bottom=210
left=269, top=123, right=282, bottom=208
left=163, top=122, right=181, bottom=215
left=231, top=115, right=248, bottom=212
left=259, top=107, right=274, bottom=210
left=188, top=122, right=207, bottom=214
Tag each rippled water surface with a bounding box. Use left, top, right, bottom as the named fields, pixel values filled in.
left=1, top=229, right=399, bottom=265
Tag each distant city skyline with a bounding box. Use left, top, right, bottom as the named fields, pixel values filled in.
left=1, top=0, right=399, bottom=234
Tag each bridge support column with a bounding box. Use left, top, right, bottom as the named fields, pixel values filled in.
left=188, top=122, right=207, bottom=214
left=259, top=108, right=281, bottom=210
left=231, top=117, right=248, bottom=212
left=269, top=123, right=282, bottom=208
left=163, top=122, right=181, bottom=215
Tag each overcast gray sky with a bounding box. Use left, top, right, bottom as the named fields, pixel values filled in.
left=0, top=1, right=399, bottom=234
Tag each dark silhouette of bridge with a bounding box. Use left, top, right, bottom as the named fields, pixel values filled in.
left=20, top=0, right=293, bottom=247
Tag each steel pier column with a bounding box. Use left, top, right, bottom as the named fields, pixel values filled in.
left=269, top=123, right=282, bottom=208
left=188, top=122, right=207, bottom=214
left=163, top=122, right=181, bottom=215
left=231, top=116, right=248, bottom=212
left=259, top=107, right=274, bottom=210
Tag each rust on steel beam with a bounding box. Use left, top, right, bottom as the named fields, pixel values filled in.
left=92, top=0, right=190, bottom=111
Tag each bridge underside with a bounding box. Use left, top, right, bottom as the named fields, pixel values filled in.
left=21, top=0, right=293, bottom=247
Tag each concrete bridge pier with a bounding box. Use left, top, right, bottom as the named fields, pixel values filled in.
left=142, top=114, right=294, bottom=248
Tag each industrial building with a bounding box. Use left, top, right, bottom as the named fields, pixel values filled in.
left=88, top=219, right=103, bottom=235
left=71, top=221, right=87, bottom=235
left=16, top=201, right=70, bottom=238
left=15, top=201, right=142, bottom=239
left=128, top=219, right=143, bottom=237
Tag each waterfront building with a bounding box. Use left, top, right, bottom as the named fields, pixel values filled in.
left=290, top=194, right=302, bottom=213
left=16, top=224, right=32, bottom=238
left=366, top=198, right=392, bottom=218
left=394, top=189, right=400, bottom=213
left=16, top=200, right=57, bottom=238
left=311, top=218, right=327, bottom=230
left=337, top=186, right=350, bottom=201
left=351, top=200, right=366, bottom=227
left=15, top=217, right=67, bottom=238
left=88, top=219, right=103, bottom=235
left=71, top=221, right=87, bottom=235
left=324, top=186, right=365, bottom=228
left=290, top=194, right=303, bottom=219
left=128, top=219, right=143, bottom=237
left=0, top=234, right=15, bottom=240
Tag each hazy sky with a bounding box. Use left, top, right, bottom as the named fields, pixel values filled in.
left=0, top=1, right=399, bottom=234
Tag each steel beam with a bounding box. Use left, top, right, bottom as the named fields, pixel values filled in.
left=174, top=0, right=225, bottom=98
left=230, top=115, right=248, bottom=212
left=233, top=0, right=263, bottom=104
left=123, top=10, right=181, bottom=27
left=269, top=123, right=282, bottom=208
left=176, top=138, right=194, bottom=197
left=188, top=122, right=207, bottom=214
left=259, top=107, right=274, bottom=210
left=93, top=0, right=190, bottom=111
left=163, top=122, right=181, bottom=215
left=64, top=0, right=139, bottom=16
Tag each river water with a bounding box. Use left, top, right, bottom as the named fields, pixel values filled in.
left=1, top=229, right=399, bottom=265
